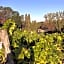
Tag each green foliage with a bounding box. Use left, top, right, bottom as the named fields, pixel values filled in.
left=11, top=30, right=64, bottom=64
left=2, top=19, right=16, bottom=35
left=0, top=47, right=6, bottom=64
left=32, top=33, right=63, bottom=64
left=1, top=19, right=64, bottom=64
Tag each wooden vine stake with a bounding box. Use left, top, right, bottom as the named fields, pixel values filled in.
left=0, top=29, right=14, bottom=64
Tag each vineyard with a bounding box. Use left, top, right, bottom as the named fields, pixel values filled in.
left=0, top=19, right=64, bottom=64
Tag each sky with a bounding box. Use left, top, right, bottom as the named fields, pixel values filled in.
left=0, top=0, right=64, bottom=21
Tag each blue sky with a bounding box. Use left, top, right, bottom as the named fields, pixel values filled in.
left=0, top=0, right=64, bottom=21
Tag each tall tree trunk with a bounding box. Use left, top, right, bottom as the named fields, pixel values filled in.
left=0, top=29, right=14, bottom=64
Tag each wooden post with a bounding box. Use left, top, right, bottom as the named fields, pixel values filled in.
left=0, top=29, right=14, bottom=64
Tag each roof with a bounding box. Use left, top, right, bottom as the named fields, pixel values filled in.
left=39, top=21, right=56, bottom=32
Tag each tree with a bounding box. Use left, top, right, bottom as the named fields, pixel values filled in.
left=25, top=14, right=31, bottom=31
left=12, top=11, right=21, bottom=28
left=44, top=11, right=64, bottom=32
